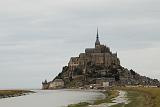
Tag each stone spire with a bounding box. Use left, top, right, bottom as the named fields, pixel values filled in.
left=95, top=28, right=100, bottom=47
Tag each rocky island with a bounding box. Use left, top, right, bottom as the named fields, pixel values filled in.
left=42, top=30, right=160, bottom=89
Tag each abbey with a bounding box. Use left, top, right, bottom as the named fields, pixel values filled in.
left=42, top=30, right=160, bottom=89
left=68, top=29, right=120, bottom=72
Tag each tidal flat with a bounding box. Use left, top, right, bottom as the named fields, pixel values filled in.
left=67, top=90, right=121, bottom=107
left=0, top=90, right=104, bottom=107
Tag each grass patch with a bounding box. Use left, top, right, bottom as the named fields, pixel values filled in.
left=112, top=87, right=160, bottom=107
left=110, top=91, right=145, bottom=107
left=0, top=90, right=34, bottom=97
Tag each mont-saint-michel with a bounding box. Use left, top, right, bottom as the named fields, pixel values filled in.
left=42, top=30, right=160, bottom=90
left=1, top=0, right=160, bottom=107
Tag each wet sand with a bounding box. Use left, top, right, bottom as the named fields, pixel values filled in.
left=89, top=90, right=129, bottom=107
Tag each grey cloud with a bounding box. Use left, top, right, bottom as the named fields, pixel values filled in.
left=0, top=0, right=160, bottom=88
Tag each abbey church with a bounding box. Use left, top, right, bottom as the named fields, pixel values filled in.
left=68, top=29, right=120, bottom=72
left=42, top=30, right=159, bottom=89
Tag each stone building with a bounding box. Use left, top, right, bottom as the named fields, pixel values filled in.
left=49, top=79, right=64, bottom=89
left=42, top=79, right=64, bottom=89
left=42, top=80, right=49, bottom=89
left=68, top=29, right=120, bottom=72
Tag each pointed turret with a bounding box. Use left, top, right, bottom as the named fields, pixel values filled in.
left=95, top=28, right=100, bottom=48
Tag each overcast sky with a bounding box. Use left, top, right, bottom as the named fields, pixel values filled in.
left=0, top=0, right=160, bottom=89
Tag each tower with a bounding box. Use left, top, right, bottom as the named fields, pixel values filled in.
left=95, top=28, right=100, bottom=48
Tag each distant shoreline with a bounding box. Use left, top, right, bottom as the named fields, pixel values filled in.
left=0, top=90, right=35, bottom=99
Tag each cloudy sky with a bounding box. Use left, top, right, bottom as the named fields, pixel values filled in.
left=0, top=0, right=160, bottom=89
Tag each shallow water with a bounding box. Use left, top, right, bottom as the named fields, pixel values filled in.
left=107, top=90, right=129, bottom=106
left=89, top=90, right=129, bottom=107
left=0, top=90, right=105, bottom=107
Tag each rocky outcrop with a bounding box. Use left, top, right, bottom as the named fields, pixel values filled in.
left=53, top=64, right=159, bottom=88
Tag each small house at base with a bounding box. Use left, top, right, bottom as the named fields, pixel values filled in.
left=49, top=79, right=64, bottom=89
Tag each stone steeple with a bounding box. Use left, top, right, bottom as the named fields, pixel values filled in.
left=95, top=28, right=100, bottom=47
